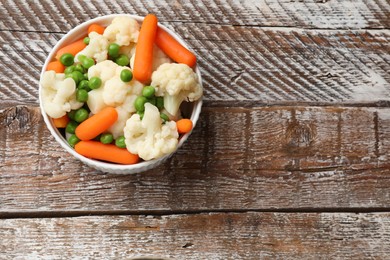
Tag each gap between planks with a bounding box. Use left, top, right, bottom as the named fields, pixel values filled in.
left=2, top=207, right=390, bottom=220
left=204, top=100, right=390, bottom=108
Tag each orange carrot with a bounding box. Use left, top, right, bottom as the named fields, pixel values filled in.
left=75, top=107, right=118, bottom=141
left=55, top=39, right=87, bottom=60
left=75, top=141, right=139, bottom=164
left=46, top=60, right=65, bottom=73
left=52, top=114, right=70, bottom=128
left=176, top=118, right=193, bottom=134
left=88, top=24, right=105, bottom=35
left=155, top=27, right=197, bottom=67
left=133, top=14, right=158, bottom=83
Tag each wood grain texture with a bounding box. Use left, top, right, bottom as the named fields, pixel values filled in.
left=1, top=0, right=389, bottom=31
left=1, top=212, right=389, bottom=259
left=1, top=28, right=389, bottom=107
left=1, top=1, right=390, bottom=257
left=1, top=105, right=390, bottom=213
left=1, top=0, right=389, bottom=107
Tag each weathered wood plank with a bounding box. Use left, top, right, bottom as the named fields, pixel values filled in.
left=1, top=105, right=390, bottom=213
left=1, top=28, right=389, bottom=107
left=1, top=0, right=389, bottom=31
left=1, top=212, right=389, bottom=259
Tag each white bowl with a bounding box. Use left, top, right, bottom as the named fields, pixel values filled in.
left=39, top=14, right=203, bottom=174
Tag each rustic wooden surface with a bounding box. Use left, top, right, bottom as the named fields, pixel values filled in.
left=1, top=0, right=390, bottom=259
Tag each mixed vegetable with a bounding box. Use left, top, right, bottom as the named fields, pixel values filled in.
left=40, top=14, right=202, bottom=164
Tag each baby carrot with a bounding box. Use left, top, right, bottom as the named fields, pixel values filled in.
left=155, top=27, right=197, bottom=68
left=55, top=39, right=87, bottom=60
left=52, top=114, right=70, bottom=128
left=75, top=141, right=139, bottom=164
left=133, top=14, right=158, bottom=83
left=176, top=118, right=193, bottom=134
left=46, top=60, right=65, bottom=73
left=75, top=106, right=118, bottom=141
left=88, top=24, right=105, bottom=35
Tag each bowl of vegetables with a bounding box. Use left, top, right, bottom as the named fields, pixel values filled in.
left=39, top=14, right=203, bottom=174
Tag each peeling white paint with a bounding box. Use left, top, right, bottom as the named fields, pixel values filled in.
left=350, top=69, right=390, bottom=101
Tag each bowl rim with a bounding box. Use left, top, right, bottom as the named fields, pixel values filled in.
left=39, top=14, right=203, bottom=173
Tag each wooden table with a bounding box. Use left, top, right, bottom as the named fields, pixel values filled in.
left=1, top=0, right=390, bottom=259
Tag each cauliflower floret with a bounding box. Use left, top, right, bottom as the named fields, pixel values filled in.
left=107, top=83, right=143, bottom=138
left=108, top=106, right=131, bottom=139
left=103, top=16, right=139, bottom=46
left=103, top=78, right=129, bottom=107
left=40, top=71, right=83, bottom=118
left=75, top=32, right=108, bottom=63
left=87, top=60, right=118, bottom=84
left=151, top=63, right=202, bottom=116
left=129, top=78, right=144, bottom=96
left=87, top=61, right=143, bottom=114
left=103, top=66, right=137, bottom=107
left=87, top=88, right=105, bottom=114
left=124, top=103, right=178, bottom=160
left=130, top=45, right=172, bottom=71
left=120, top=44, right=136, bottom=58
left=118, top=90, right=141, bottom=114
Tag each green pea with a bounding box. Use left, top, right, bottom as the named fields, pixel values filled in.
left=120, top=69, right=133, bottom=82
left=160, top=113, right=169, bottom=123
left=115, top=54, right=129, bottom=66
left=134, top=96, right=147, bottom=112
left=137, top=110, right=144, bottom=120
left=60, top=53, right=74, bottom=66
left=68, top=134, right=80, bottom=148
left=74, top=108, right=89, bottom=123
left=115, top=136, right=126, bottom=148
left=78, top=54, right=86, bottom=61
left=67, top=71, right=84, bottom=85
left=76, top=89, right=88, bottom=102
left=82, top=103, right=90, bottom=113
left=89, top=77, right=102, bottom=90
left=67, top=110, right=76, bottom=120
left=84, top=58, right=95, bottom=69
left=65, top=121, right=79, bottom=134
left=79, top=55, right=95, bottom=69
left=156, top=96, right=164, bottom=110
left=147, top=96, right=156, bottom=106
left=78, top=80, right=91, bottom=91
left=100, top=133, right=114, bottom=144
left=108, top=43, right=120, bottom=58
left=74, top=64, right=86, bottom=74
left=83, top=37, right=90, bottom=45
left=64, top=65, right=75, bottom=75
left=142, top=86, right=155, bottom=98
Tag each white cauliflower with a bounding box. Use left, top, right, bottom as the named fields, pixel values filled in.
left=87, top=88, right=105, bottom=114
left=40, top=71, right=83, bottom=118
left=151, top=63, right=202, bottom=116
left=119, top=43, right=136, bottom=61
left=103, top=16, right=139, bottom=46
left=86, top=60, right=118, bottom=114
left=130, top=45, right=172, bottom=71
left=103, top=68, right=131, bottom=107
left=108, top=106, right=131, bottom=139
left=87, top=60, right=143, bottom=114
left=75, top=32, right=108, bottom=63
left=87, top=60, right=118, bottom=84
left=124, top=103, right=178, bottom=160
left=107, top=82, right=143, bottom=138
